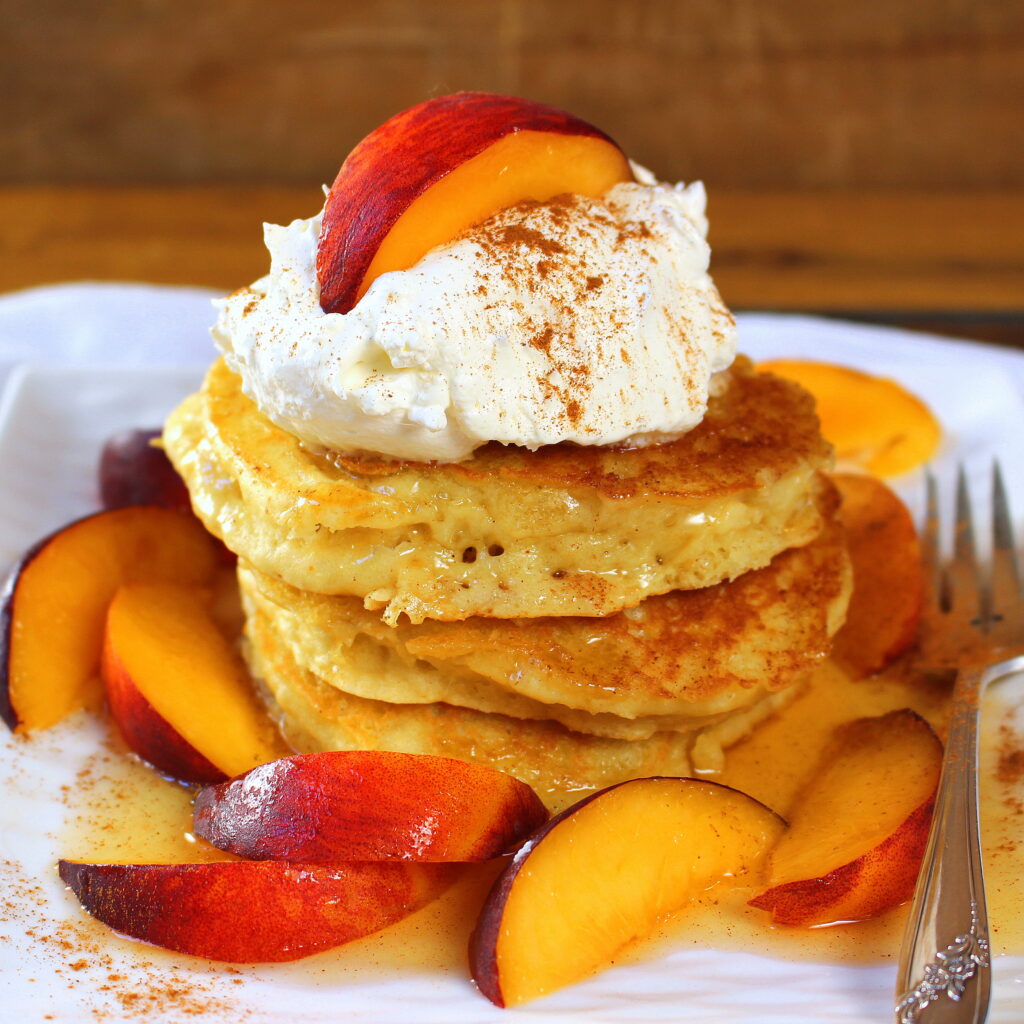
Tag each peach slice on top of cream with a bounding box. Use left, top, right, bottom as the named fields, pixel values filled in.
left=316, top=91, right=634, bottom=314
left=216, top=91, right=733, bottom=462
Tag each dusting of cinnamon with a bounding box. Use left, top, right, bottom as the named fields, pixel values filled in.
left=529, top=327, right=554, bottom=355
left=996, top=724, right=1024, bottom=787
left=457, top=190, right=695, bottom=439
left=496, top=224, right=566, bottom=258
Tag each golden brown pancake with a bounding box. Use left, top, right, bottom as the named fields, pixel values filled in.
left=244, top=603, right=802, bottom=808
left=164, top=356, right=833, bottom=623
left=239, top=517, right=850, bottom=733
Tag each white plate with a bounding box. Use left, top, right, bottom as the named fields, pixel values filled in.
left=2, top=315, right=1024, bottom=1023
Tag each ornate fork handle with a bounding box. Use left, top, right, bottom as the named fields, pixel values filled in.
left=896, top=656, right=1024, bottom=1022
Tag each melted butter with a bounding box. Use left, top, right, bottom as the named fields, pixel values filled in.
left=58, top=659, right=1024, bottom=992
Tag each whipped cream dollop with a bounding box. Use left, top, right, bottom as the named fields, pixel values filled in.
left=214, top=166, right=736, bottom=462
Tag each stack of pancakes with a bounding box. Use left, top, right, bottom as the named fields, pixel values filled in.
left=164, top=354, right=851, bottom=803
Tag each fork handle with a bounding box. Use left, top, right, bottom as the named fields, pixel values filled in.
left=895, top=664, right=993, bottom=1024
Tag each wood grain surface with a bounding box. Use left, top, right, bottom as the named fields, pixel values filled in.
left=4, top=0, right=1023, bottom=189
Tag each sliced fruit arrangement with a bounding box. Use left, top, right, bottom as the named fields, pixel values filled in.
left=469, top=778, right=785, bottom=1008
left=759, top=359, right=941, bottom=478
left=748, top=709, right=942, bottom=927
left=831, top=473, right=924, bottom=677
left=193, top=751, right=548, bottom=862
left=62, top=750, right=549, bottom=962
left=102, top=582, right=291, bottom=783
left=0, top=506, right=221, bottom=733
left=58, top=859, right=456, bottom=963
left=316, top=91, right=634, bottom=314
left=99, top=428, right=191, bottom=511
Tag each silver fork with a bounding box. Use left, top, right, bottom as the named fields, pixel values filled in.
left=895, top=464, right=1024, bottom=1024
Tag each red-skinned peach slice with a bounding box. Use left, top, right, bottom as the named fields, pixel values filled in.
left=758, top=360, right=941, bottom=478
left=0, top=507, right=220, bottom=734
left=317, top=91, right=633, bottom=313
left=102, top=582, right=290, bottom=783
left=99, top=428, right=191, bottom=511
left=470, top=777, right=785, bottom=1007
left=193, top=751, right=548, bottom=862
left=831, top=473, right=923, bottom=677
left=748, top=709, right=942, bottom=927
left=59, top=859, right=455, bottom=962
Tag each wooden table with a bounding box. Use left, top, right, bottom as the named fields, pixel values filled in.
left=3, top=187, right=1023, bottom=346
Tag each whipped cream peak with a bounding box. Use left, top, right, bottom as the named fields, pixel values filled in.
left=213, top=170, right=736, bottom=462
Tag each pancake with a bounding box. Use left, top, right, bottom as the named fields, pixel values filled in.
left=241, top=578, right=714, bottom=740
left=239, top=515, right=851, bottom=732
left=164, top=355, right=833, bottom=623
left=244, top=602, right=803, bottom=807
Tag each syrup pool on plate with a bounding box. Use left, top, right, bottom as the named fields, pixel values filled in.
left=56, top=657, right=1024, bottom=995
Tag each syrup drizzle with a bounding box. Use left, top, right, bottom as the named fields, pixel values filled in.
left=56, top=659, right=1024, bottom=994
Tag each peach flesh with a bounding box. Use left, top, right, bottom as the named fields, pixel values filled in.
left=470, top=777, right=785, bottom=1007
left=0, top=507, right=219, bottom=733
left=317, top=91, right=633, bottom=313
left=758, top=360, right=940, bottom=478
left=102, top=583, right=289, bottom=782
left=748, top=709, right=942, bottom=926
left=102, top=628, right=226, bottom=785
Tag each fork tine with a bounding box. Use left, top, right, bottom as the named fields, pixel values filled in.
left=921, top=469, right=944, bottom=612
left=990, top=460, right=1021, bottom=621
left=948, top=464, right=983, bottom=624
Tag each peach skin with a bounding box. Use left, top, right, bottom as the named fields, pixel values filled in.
left=98, top=428, right=191, bottom=511
left=316, top=91, right=633, bottom=313
left=59, top=859, right=456, bottom=962
left=194, top=751, right=548, bottom=862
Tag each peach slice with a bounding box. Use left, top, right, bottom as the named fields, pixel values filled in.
left=758, top=360, right=940, bottom=478
left=194, top=751, right=548, bottom=862
left=0, top=507, right=220, bottom=734
left=831, top=473, right=924, bottom=676
left=470, top=778, right=784, bottom=1007
left=102, top=582, right=290, bottom=783
left=58, top=859, right=455, bottom=962
left=317, top=91, right=633, bottom=313
left=99, top=428, right=191, bottom=511
left=748, top=709, right=941, bottom=927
